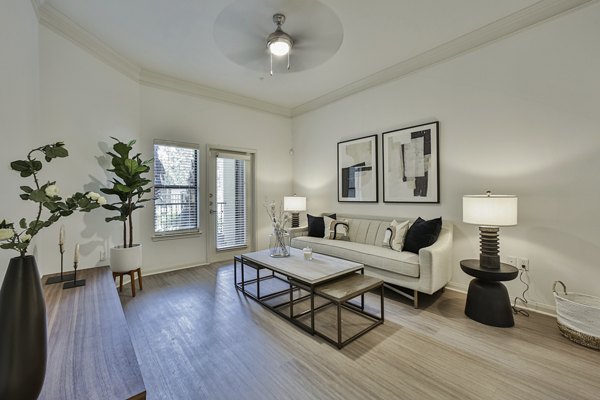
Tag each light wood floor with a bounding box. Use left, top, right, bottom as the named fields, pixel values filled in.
left=120, top=263, right=600, bottom=400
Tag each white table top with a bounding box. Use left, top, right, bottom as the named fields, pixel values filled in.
left=241, top=248, right=363, bottom=285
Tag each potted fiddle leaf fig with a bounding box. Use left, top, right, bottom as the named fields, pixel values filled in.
left=0, top=142, right=106, bottom=400
left=100, top=137, right=152, bottom=273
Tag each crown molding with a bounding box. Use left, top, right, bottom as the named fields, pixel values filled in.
left=290, top=0, right=598, bottom=117
left=36, top=2, right=141, bottom=81
left=139, top=70, right=291, bottom=117
left=30, top=0, right=597, bottom=119
left=30, top=0, right=41, bottom=19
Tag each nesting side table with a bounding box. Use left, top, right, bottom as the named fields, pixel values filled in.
left=460, top=259, right=518, bottom=327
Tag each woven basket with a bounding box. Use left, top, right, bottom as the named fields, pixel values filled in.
left=553, top=281, right=600, bottom=350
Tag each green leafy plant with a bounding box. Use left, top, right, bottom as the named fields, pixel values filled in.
left=0, top=142, right=106, bottom=256
left=100, top=137, right=152, bottom=248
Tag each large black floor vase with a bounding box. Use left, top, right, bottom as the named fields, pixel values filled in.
left=0, top=255, right=47, bottom=399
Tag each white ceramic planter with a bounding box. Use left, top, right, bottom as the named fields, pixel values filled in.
left=110, top=244, right=142, bottom=273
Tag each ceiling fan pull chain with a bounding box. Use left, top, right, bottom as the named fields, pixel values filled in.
left=287, top=52, right=290, bottom=71
left=270, top=53, right=273, bottom=76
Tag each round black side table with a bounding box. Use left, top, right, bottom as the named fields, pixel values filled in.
left=460, top=259, right=518, bottom=327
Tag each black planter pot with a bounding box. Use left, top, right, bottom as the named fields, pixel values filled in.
left=0, top=255, right=47, bottom=399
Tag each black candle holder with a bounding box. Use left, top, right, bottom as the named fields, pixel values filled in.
left=63, top=261, right=86, bottom=289
left=46, top=244, right=75, bottom=284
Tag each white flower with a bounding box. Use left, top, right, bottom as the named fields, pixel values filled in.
left=0, top=228, right=14, bottom=241
left=45, top=184, right=59, bottom=197
left=97, top=196, right=107, bottom=205
left=86, top=191, right=101, bottom=201
left=21, top=234, right=32, bottom=242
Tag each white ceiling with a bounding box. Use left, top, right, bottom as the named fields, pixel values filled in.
left=40, top=0, right=586, bottom=113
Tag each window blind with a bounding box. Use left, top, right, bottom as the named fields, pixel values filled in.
left=216, top=153, right=247, bottom=250
left=153, top=143, right=199, bottom=235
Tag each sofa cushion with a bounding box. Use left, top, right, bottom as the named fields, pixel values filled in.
left=347, top=219, right=386, bottom=245
left=307, top=213, right=336, bottom=238
left=403, top=217, right=442, bottom=254
left=291, top=236, right=420, bottom=278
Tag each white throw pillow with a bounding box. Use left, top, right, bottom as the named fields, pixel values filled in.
left=324, top=217, right=349, bottom=240
left=323, top=216, right=334, bottom=238
left=383, top=220, right=409, bottom=251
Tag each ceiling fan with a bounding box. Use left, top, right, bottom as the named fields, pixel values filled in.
left=213, top=0, right=343, bottom=75
left=266, top=13, right=293, bottom=75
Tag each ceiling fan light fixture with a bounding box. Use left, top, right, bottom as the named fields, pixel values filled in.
left=267, top=13, right=293, bottom=75
left=268, top=37, right=292, bottom=56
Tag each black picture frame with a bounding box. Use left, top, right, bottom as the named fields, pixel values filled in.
left=382, top=122, right=439, bottom=203
left=337, top=134, right=378, bottom=203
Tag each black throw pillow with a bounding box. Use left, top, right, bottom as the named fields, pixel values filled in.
left=403, top=217, right=443, bottom=254
left=307, top=213, right=336, bottom=238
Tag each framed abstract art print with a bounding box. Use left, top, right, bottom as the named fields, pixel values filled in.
left=337, top=135, right=378, bottom=203
left=382, top=122, right=439, bottom=203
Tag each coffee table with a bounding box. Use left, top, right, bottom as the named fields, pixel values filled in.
left=235, top=248, right=384, bottom=348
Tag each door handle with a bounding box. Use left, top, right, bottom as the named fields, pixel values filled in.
left=209, top=209, right=216, bottom=214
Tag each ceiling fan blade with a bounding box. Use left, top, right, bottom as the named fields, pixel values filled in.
left=225, top=47, right=268, bottom=65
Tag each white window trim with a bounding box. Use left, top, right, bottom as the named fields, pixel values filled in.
left=153, top=139, right=201, bottom=239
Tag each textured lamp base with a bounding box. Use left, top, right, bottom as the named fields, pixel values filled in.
left=479, top=226, right=500, bottom=269
left=291, top=212, right=300, bottom=228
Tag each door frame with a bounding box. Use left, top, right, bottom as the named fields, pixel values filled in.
left=206, top=144, right=256, bottom=263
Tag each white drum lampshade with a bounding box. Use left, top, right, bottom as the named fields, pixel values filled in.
left=284, top=196, right=306, bottom=228
left=463, top=191, right=517, bottom=269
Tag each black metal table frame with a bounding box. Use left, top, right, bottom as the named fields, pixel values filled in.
left=234, top=256, right=384, bottom=348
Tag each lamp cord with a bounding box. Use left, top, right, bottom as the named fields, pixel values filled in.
left=512, top=266, right=530, bottom=317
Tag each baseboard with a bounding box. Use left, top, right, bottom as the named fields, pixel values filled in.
left=445, top=281, right=469, bottom=294
left=144, top=262, right=211, bottom=277
left=116, top=262, right=211, bottom=288
left=445, top=282, right=557, bottom=317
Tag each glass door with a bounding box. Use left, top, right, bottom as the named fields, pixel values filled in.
left=207, top=148, right=254, bottom=261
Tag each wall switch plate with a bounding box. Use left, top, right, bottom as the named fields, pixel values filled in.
left=518, top=257, right=529, bottom=270
left=99, top=250, right=106, bottom=261
left=507, top=256, right=517, bottom=267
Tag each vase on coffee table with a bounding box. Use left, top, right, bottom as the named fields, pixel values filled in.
left=269, top=229, right=290, bottom=257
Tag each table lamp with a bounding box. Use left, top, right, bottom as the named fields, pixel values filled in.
left=463, top=191, right=517, bottom=269
left=283, top=196, right=306, bottom=228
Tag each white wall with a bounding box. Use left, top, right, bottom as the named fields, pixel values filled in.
left=0, top=0, right=39, bottom=281
left=291, top=4, right=600, bottom=312
left=35, top=25, right=141, bottom=276
left=140, top=86, right=293, bottom=273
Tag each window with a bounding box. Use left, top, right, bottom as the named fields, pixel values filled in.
left=153, top=141, right=199, bottom=236
left=215, top=153, right=248, bottom=250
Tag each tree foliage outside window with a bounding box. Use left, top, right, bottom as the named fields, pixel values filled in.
left=153, top=143, right=199, bottom=235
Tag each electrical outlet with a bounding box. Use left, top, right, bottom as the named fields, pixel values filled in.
left=507, top=256, right=517, bottom=267
left=518, top=257, right=529, bottom=271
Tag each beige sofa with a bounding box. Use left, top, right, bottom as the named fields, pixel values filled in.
left=289, top=214, right=453, bottom=308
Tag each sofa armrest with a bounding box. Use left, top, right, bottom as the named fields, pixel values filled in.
left=418, top=223, right=454, bottom=294
left=288, top=226, right=309, bottom=239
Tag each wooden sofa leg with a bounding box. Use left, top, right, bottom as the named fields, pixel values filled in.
left=413, top=290, right=419, bottom=309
